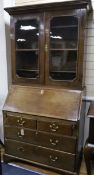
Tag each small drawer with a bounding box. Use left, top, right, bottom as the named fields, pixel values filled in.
left=4, top=112, right=36, bottom=129
left=5, top=139, right=75, bottom=172
left=35, top=132, right=77, bottom=154
left=4, top=126, right=37, bottom=144
left=37, top=120, right=77, bottom=136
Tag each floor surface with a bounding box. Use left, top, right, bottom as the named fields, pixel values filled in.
left=2, top=158, right=93, bottom=175
left=2, top=163, right=43, bottom=175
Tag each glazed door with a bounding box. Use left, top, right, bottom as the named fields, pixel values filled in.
left=11, top=14, right=45, bottom=85
left=45, top=10, right=84, bottom=88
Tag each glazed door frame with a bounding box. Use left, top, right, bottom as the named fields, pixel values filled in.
left=45, top=9, right=86, bottom=88
left=10, top=13, right=45, bottom=85
left=10, top=9, right=86, bottom=88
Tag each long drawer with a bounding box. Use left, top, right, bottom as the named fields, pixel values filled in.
left=5, top=139, right=76, bottom=172
left=4, top=112, right=36, bottom=129
left=4, top=127, right=77, bottom=153
left=37, top=120, right=77, bottom=136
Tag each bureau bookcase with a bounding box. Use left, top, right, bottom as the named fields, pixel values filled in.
left=3, top=1, right=91, bottom=175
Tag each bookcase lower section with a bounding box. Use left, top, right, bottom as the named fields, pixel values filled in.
left=3, top=88, right=85, bottom=175
left=3, top=139, right=83, bottom=175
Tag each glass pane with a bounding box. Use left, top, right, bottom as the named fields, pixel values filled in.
left=16, top=19, right=39, bottom=49
left=49, top=16, right=78, bottom=81
left=50, top=16, right=78, bottom=49
left=49, top=51, right=77, bottom=81
left=16, top=51, right=39, bottom=79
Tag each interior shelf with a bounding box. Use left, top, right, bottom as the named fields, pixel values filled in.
left=16, top=69, right=39, bottom=78
left=50, top=48, right=78, bottom=50
left=50, top=70, right=76, bottom=73
left=16, top=49, right=39, bottom=51
left=16, top=69, right=39, bottom=72
left=51, top=25, right=78, bottom=29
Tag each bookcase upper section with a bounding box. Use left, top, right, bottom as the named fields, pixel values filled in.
left=4, top=0, right=92, bottom=89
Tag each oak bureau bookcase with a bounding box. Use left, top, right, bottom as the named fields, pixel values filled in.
left=3, top=1, right=92, bottom=175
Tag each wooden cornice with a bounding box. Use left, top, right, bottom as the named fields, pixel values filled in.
left=4, top=1, right=89, bottom=15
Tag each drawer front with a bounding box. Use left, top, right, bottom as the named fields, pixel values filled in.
left=4, top=127, right=37, bottom=144
left=35, top=132, right=77, bottom=154
left=4, top=127, right=77, bottom=154
left=4, top=113, right=36, bottom=129
left=37, top=120, right=77, bottom=136
left=5, top=139, right=75, bottom=172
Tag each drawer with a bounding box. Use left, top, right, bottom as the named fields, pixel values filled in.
left=37, top=120, right=77, bottom=136
left=4, top=127, right=77, bottom=154
left=5, top=139, right=76, bottom=172
left=35, top=132, right=77, bottom=154
left=4, top=126, right=37, bottom=144
left=4, top=112, right=36, bottom=129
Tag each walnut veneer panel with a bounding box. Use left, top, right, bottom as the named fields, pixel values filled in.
left=4, top=112, right=36, bottom=129
left=4, top=126, right=77, bottom=153
left=5, top=139, right=76, bottom=172
left=3, top=85, right=82, bottom=121
left=37, top=120, right=77, bottom=136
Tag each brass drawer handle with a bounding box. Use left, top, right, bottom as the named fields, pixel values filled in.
left=50, top=139, right=59, bottom=146
left=17, top=118, right=25, bottom=126
left=49, top=155, right=58, bottom=162
left=50, top=123, right=59, bottom=132
left=17, top=147, right=24, bottom=152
